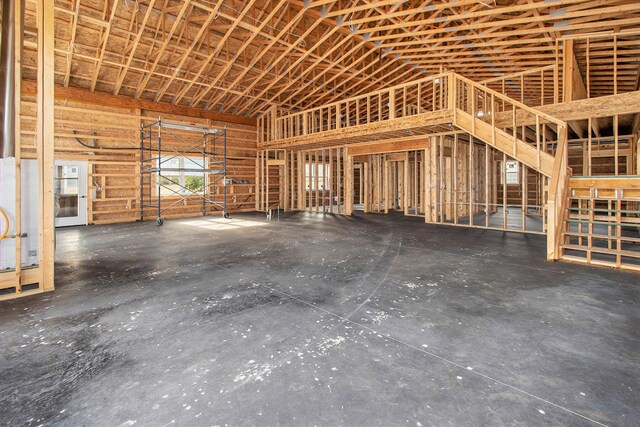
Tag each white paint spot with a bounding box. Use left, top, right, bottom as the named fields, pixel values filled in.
left=316, top=336, right=346, bottom=355
left=234, top=363, right=273, bottom=384
left=371, top=310, right=388, bottom=325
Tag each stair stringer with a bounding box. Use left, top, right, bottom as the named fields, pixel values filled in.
left=453, top=108, right=554, bottom=178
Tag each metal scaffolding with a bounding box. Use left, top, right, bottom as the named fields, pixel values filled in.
left=140, top=120, right=228, bottom=225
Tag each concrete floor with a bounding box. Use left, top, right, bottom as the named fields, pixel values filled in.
left=1, top=212, right=639, bottom=426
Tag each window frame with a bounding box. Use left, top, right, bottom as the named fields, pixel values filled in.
left=156, top=155, right=207, bottom=196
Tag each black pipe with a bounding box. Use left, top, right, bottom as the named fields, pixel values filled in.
left=0, top=0, right=23, bottom=158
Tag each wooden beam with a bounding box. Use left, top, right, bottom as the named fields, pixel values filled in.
left=562, top=39, right=589, bottom=138
left=494, top=90, right=640, bottom=128
left=22, top=81, right=256, bottom=126
left=347, top=137, right=431, bottom=156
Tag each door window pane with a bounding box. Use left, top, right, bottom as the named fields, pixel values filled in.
left=55, top=165, right=79, bottom=218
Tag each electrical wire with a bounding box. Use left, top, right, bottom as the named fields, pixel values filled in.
left=73, top=130, right=246, bottom=160
left=73, top=130, right=137, bottom=151
left=476, top=0, right=496, bottom=7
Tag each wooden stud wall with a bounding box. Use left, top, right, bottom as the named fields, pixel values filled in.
left=18, top=98, right=257, bottom=225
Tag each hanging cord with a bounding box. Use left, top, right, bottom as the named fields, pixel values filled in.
left=123, top=0, right=140, bottom=13
left=73, top=130, right=137, bottom=150
left=0, top=208, right=9, bottom=241
left=65, top=42, right=78, bottom=67
left=476, top=0, right=496, bottom=7
left=72, top=130, right=245, bottom=158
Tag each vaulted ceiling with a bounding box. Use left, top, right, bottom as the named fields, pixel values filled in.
left=21, top=0, right=640, bottom=118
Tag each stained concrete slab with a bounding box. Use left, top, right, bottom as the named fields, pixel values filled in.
left=0, top=211, right=638, bottom=426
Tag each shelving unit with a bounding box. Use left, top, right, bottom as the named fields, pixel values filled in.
left=140, top=120, right=228, bottom=225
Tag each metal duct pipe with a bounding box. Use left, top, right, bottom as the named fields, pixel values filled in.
left=0, top=0, right=24, bottom=158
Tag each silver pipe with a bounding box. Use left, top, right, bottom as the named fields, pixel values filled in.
left=0, top=0, right=23, bottom=159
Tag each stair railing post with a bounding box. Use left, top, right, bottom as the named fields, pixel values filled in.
left=389, top=89, right=396, bottom=120
left=491, top=93, right=496, bottom=147
left=448, top=73, right=455, bottom=112
left=471, top=85, right=476, bottom=134
left=512, top=104, right=517, bottom=157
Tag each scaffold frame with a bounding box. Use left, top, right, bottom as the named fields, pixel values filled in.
left=140, top=119, right=228, bottom=225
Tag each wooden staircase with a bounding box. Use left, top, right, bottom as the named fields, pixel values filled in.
left=258, top=71, right=572, bottom=261
left=558, top=177, right=640, bottom=271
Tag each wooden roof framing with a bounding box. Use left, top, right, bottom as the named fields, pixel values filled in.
left=20, top=0, right=640, bottom=120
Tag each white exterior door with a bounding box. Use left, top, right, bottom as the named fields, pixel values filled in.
left=54, top=160, right=88, bottom=227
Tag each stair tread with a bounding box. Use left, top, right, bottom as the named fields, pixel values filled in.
left=562, top=231, right=640, bottom=243
left=561, top=243, right=640, bottom=258
left=559, top=254, right=640, bottom=271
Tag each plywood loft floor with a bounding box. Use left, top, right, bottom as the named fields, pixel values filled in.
left=1, top=213, right=639, bottom=425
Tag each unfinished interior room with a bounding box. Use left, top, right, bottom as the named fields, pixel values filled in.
left=1, top=0, right=639, bottom=425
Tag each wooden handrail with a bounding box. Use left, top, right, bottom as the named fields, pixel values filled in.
left=452, top=73, right=566, bottom=127
left=265, top=72, right=451, bottom=133
left=258, top=69, right=573, bottom=261
left=274, top=71, right=452, bottom=121
left=260, top=71, right=569, bottom=144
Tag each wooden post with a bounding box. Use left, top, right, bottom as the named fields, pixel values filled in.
left=485, top=144, right=490, bottom=227
left=329, top=148, right=334, bottom=213
left=37, top=0, right=56, bottom=292
left=359, top=164, right=364, bottom=205
left=413, top=151, right=418, bottom=215
left=337, top=147, right=342, bottom=213
left=522, top=164, right=527, bottom=231
left=384, top=156, right=389, bottom=213
left=255, top=152, right=260, bottom=211
left=364, top=158, right=370, bottom=213
left=345, top=150, right=354, bottom=215
left=314, top=151, right=319, bottom=212
left=439, top=136, right=444, bottom=223
left=469, top=137, right=474, bottom=226
left=298, top=151, right=304, bottom=211
left=284, top=150, right=289, bottom=212
left=502, top=153, right=507, bottom=229
left=266, top=151, right=270, bottom=211
left=404, top=152, right=409, bottom=215
left=453, top=136, right=458, bottom=224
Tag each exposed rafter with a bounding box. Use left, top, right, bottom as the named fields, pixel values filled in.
left=21, top=0, right=640, bottom=119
